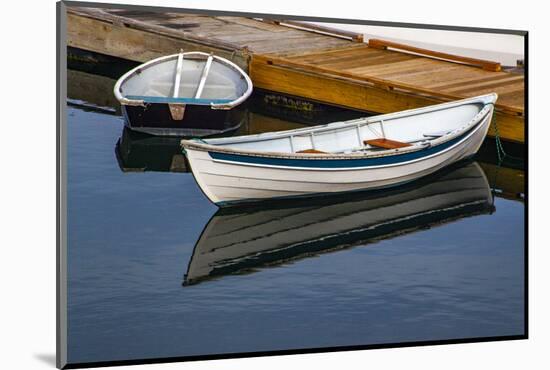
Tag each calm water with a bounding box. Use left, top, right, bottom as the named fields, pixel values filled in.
left=66, top=73, right=525, bottom=364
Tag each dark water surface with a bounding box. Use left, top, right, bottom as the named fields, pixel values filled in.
left=66, top=77, right=525, bottom=364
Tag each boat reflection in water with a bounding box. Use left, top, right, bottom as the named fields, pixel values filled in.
left=115, top=127, right=191, bottom=173
left=183, top=161, right=494, bottom=286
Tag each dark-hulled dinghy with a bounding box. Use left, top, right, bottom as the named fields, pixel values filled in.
left=114, top=51, right=252, bottom=136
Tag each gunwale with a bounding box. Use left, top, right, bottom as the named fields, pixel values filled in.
left=113, top=51, right=253, bottom=109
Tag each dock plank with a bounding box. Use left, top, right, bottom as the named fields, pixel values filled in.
left=327, top=53, right=417, bottom=71
left=427, top=73, right=519, bottom=89
left=446, top=76, right=524, bottom=93
left=302, top=50, right=385, bottom=66
left=379, top=65, right=465, bottom=80
left=347, top=58, right=436, bottom=75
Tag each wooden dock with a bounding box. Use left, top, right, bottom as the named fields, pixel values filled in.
left=66, top=6, right=525, bottom=143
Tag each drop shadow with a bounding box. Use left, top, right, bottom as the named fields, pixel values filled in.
left=34, top=353, right=56, bottom=367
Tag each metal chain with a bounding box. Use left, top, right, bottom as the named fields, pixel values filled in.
left=492, top=115, right=506, bottom=164
left=491, top=115, right=523, bottom=165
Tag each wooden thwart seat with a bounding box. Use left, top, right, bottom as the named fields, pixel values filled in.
left=364, top=138, right=412, bottom=149
left=297, top=149, right=329, bottom=154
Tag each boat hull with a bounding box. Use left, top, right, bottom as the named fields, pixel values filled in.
left=122, top=104, right=245, bottom=137
left=185, top=108, right=493, bottom=206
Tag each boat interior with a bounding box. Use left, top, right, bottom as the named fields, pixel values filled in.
left=119, top=53, right=249, bottom=104
left=204, top=100, right=489, bottom=155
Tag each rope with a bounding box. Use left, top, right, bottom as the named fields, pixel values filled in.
left=490, top=109, right=523, bottom=165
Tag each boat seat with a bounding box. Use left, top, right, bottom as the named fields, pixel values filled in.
left=364, top=139, right=412, bottom=149
left=297, top=149, right=329, bottom=154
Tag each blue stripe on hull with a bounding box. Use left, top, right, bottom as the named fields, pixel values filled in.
left=125, top=95, right=234, bottom=105
left=208, top=122, right=477, bottom=169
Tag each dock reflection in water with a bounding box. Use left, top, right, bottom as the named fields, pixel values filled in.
left=184, top=161, right=494, bottom=285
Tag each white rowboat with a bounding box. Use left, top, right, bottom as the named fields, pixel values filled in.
left=181, top=94, right=497, bottom=206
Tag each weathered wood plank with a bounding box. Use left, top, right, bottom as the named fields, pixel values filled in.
left=216, top=16, right=291, bottom=32
left=324, top=53, right=416, bottom=70
left=296, top=48, right=382, bottom=65
left=245, top=36, right=349, bottom=54
left=69, top=7, right=245, bottom=51
left=280, top=43, right=369, bottom=59
left=456, top=82, right=524, bottom=97
left=443, top=75, right=524, bottom=93
left=272, top=20, right=364, bottom=42
left=347, top=57, right=436, bottom=75
left=368, top=38, right=502, bottom=71
left=379, top=64, right=465, bottom=80
left=67, top=11, right=250, bottom=70
left=427, top=72, right=517, bottom=90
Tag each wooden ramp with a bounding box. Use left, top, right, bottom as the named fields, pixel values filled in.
left=66, top=6, right=525, bottom=143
